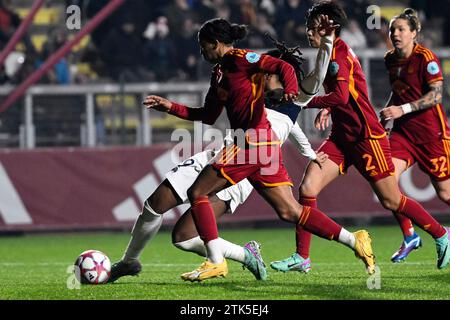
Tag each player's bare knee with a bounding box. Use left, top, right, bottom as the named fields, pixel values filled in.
left=187, top=186, right=203, bottom=203
left=380, top=196, right=401, bottom=211
left=171, top=229, right=185, bottom=244
left=437, top=190, right=450, bottom=203
left=299, top=181, right=318, bottom=198
left=277, top=206, right=300, bottom=223
left=146, top=195, right=164, bottom=215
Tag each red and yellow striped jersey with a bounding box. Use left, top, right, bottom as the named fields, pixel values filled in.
left=169, top=48, right=298, bottom=134
left=384, top=43, right=449, bottom=144
left=307, top=38, right=386, bottom=142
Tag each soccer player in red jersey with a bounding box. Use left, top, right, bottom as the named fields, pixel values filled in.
left=271, top=2, right=450, bottom=274
left=144, top=17, right=377, bottom=281
left=379, top=9, right=450, bottom=263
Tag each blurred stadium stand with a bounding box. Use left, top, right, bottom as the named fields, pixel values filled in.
left=0, top=0, right=449, bottom=149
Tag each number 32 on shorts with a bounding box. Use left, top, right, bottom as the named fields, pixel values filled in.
left=430, top=156, right=447, bottom=174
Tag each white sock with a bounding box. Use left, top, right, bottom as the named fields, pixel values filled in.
left=205, top=238, right=224, bottom=264
left=173, top=236, right=206, bottom=257
left=122, top=201, right=163, bottom=262
left=174, top=236, right=246, bottom=263
left=338, top=228, right=356, bottom=249
left=218, top=238, right=246, bottom=263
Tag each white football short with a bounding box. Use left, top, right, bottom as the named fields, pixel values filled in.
left=165, top=150, right=254, bottom=213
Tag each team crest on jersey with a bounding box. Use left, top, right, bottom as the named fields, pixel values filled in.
left=245, top=52, right=260, bottom=63
left=329, top=61, right=339, bottom=76
left=427, top=61, right=440, bottom=75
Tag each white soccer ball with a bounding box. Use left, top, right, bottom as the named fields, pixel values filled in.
left=74, top=250, right=111, bottom=284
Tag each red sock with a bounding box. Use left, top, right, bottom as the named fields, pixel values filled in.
left=296, top=196, right=316, bottom=258
left=396, top=195, right=446, bottom=239
left=190, top=196, right=218, bottom=243
left=298, top=206, right=342, bottom=241
left=393, top=212, right=414, bottom=237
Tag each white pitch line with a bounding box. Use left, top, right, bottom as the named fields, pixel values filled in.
left=0, top=261, right=435, bottom=267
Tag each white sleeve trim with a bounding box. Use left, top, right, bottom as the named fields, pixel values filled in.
left=288, top=121, right=317, bottom=160
left=296, top=35, right=333, bottom=105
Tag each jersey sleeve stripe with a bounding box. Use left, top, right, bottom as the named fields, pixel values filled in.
left=249, top=73, right=265, bottom=122
left=427, top=77, right=444, bottom=84
left=416, top=47, right=434, bottom=61
left=435, top=104, right=450, bottom=140
left=346, top=56, right=387, bottom=140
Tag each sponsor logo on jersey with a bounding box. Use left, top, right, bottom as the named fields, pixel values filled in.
left=427, top=61, right=440, bottom=75
left=329, top=61, right=339, bottom=76
left=245, top=52, right=260, bottom=63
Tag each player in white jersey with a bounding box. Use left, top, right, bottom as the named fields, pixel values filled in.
left=108, top=32, right=333, bottom=283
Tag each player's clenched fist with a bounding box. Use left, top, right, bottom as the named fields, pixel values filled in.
left=143, top=95, right=172, bottom=112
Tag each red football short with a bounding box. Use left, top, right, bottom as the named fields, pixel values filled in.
left=390, top=132, right=450, bottom=181
left=211, top=141, right=293, bottom=188
left=318, top=136, right=395, bottom=182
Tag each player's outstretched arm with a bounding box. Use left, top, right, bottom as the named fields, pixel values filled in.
left=297, top=15, right=336, bottom=104
left=143, top=95, right=172, bottom=112
left=143, top=89, right=223, bottom=125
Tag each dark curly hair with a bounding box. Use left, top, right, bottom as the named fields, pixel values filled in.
left=264, top=33, right=306, bottom=82
left=305, top=1, right=347, bottom=36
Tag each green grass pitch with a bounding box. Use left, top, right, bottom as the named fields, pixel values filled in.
left=0, top=225, right=449, bottom=300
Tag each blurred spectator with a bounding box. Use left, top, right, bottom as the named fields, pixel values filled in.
left=258, top=0, right=277, bottom=18
left=230, top=0, right=258, bottom=27
left=173, top=17, right=201, bottom=80
left=100, top=20, right=151, bottom=82
left=164, top=0, right=198, bottom=39
left=143, top=16, right=178, bottom=81
left=246, top=12, right=277, bottom=49
left=0, top=0, right=20, bottom=47
left=340, top=19, right=367, bottom=50
left=339, top=0, right=371, bottom=33
left=274, top=0, right=311, bottom=47
left=366, top=17, right=393, bottom=51
left=215, top=1, right=231, bottom=20
left=36, top=28, right=71, bottom=84
left=192, top=0, right=217, bottom=21
left=0, top=0, right=36, bottom=54
left=86, top=0, right=113, bottom=48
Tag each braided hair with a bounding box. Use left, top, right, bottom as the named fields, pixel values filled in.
left=264, top=33, right=306, bottom=82
left=263, top=33, right=306, bottom=105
